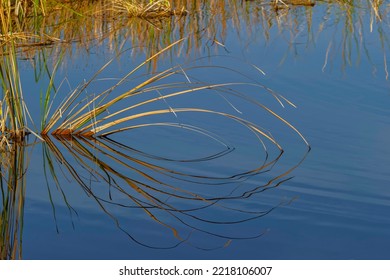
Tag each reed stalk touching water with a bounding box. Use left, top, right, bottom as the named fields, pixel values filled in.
left=0, top=2, right=27, bottom=143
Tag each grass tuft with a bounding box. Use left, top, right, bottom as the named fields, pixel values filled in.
left=113, top=0, right=187, bottom=18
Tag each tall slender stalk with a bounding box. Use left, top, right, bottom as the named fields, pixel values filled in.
left=0, top=2, right=28, bottom=142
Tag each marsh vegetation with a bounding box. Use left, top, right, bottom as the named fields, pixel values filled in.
left=1, top=0, right=389, bottom=259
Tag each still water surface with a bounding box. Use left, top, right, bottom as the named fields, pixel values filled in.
left=4, top=0, right=390, bottom=259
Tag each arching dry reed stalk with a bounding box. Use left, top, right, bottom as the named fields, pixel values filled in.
left=40, top=38, right=309, bottom=149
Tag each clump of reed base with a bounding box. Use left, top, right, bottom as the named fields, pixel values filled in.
left=113, top=0, right=187, bottom=18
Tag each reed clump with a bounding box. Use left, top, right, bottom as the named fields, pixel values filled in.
left=113, top=0, right=188, bottom=18
left=0, top=3, right=29, bottom=143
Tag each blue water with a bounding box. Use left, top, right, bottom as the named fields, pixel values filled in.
left=6, top=2, right=390, bottom=259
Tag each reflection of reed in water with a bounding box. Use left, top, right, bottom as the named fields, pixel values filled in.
left=0, top=123, right=309, bottom=258
left=4, top=0, right=388, bottom=78
left=42, top=124, right=309, bottom=250
left=0, top=142, right=27, bottom=260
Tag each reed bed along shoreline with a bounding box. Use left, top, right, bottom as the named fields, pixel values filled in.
left=1, top=0, right=387, bottom=56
